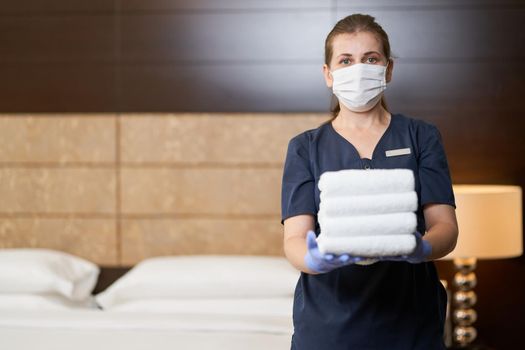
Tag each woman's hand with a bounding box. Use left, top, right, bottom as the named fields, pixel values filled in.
left=378, top=231, right=432, bottom=264
left=304, top=231, right=367, bottom=273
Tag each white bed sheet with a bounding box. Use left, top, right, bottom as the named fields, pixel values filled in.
left=0, top=299, right=294, bottom=350
left=106, top=297, right=293, bottom=316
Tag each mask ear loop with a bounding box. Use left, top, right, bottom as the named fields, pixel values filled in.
left=385, top=59, right=390, bottom=71
left=382, top=59, right=391, bottom=88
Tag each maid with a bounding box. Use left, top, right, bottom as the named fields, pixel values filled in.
left=281, top=13, right=459, bottom=350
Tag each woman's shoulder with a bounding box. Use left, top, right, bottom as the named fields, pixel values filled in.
left=394, top=113, right=445, bottom=157
left=393, top=113, right=443, bottom=144
left=394, top=112, right=439, bottom=131
left=287, top=119, right=332, bottom=148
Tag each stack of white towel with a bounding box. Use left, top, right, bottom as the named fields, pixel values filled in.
left=317, top=169, right=418, bottom=263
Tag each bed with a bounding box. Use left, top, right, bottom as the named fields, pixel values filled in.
left=0, top=250, right=297, bottom=350
left=0, top=308, right=293, bottom=350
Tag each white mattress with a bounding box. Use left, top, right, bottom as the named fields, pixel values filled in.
left=0, top=299, right=294, bottom=350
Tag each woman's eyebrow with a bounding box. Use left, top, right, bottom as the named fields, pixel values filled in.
left=337, top=51, right=382, bottom=58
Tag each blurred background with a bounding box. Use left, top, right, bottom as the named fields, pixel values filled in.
left=0, top=1, right=524, bottom=349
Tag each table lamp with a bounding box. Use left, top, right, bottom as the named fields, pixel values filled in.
left=439, top=185, right=523, bottom=348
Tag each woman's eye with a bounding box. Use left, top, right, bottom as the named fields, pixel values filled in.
left=341, top=58, right=350, bottom=65
left=367, top=57, right=377, bottom=63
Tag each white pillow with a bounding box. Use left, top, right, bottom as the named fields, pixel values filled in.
left=0, top=248, right=100, bottom=301
left=95, top=255, right=299, bottom=309
left=0, top=293, right=99, bottom=311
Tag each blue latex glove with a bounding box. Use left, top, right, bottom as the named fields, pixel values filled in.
left=378, top=231, right=432, bottom=264
left=304, top=230, right=367, bottom=273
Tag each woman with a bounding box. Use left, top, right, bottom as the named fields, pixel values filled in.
left=281, top=14, right=459, bottom=350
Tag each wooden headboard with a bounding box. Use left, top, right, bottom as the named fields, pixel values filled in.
left=0, top=113, right=327, bottom=268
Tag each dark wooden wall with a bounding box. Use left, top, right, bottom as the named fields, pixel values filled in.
left=2, top=1, right=525, bottom=349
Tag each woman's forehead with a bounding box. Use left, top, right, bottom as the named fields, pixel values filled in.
left=331, top=31, right=383, bottom=57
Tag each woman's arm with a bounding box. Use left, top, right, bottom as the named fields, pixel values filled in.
left=422, top=203, right=459, bottom=260
left=283, top=214, right=319, bottom=274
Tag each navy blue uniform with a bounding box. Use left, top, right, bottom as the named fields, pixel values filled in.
left=281, top=113, right=456, bottom=350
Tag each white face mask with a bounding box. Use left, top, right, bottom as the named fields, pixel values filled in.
left=331, top=63, right=388, bottom=112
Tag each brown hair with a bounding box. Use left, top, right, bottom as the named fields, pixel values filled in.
left=325, top=14, right=392, bottom=119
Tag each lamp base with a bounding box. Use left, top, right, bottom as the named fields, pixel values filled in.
left=452, top=257, right=478, bottom=348
left=447, top=343, right=496, bottom=350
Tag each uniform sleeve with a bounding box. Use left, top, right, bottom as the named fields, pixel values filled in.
left=418, top=124, right=456, bottom=208
left=281, top=135, right=317, bottom=224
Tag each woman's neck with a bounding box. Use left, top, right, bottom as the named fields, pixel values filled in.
left=333, top=104, right=390, bottom=131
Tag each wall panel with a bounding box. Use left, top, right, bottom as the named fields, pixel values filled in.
left=0, top=0, right=113, bottom=14
left=120, top=218, right=284, bottom=265
left=0, top=218, right=117, bottom=265
left=0, top=63, right=116, bottom=112
left=120, top=11, right=331, bottom=62
left=118, top=64, right=330, bottom=112
left=0, top=15, right=115, bottom=63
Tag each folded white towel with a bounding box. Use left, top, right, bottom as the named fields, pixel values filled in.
left=317, top=234, right=416, bottom=256
left=318, top=212, right=417, bottom=237
left=318, top=191, right=418, bottom=216
left=318, top=169, right=415, bottom=196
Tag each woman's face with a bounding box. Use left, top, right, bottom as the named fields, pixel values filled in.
left=323, top=31, right=393, bottom=88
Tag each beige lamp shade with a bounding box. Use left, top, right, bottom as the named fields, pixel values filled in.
left=440, top=185, right=523, bottom=260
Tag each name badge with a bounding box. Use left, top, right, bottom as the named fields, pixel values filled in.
left=385, top=147, right=411, bottom=157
